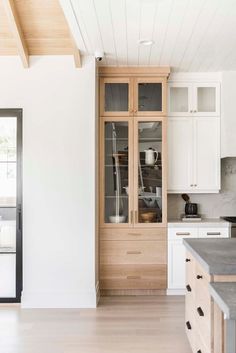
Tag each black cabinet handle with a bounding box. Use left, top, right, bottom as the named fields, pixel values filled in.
left=197, top=350, right=202, bottom=353
left=186, top=321, right=191, bottom=330
left=196, top=275, right=203, bottom=279
left=197, top=307, right=204, bottom=317
left=186, top=258, right=191, bottom=262
left=186, top=284, right=192, bottom=292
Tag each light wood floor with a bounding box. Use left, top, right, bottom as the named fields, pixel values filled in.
left=0, top=296, right=191, bottom=353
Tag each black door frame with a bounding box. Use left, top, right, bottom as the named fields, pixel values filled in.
left=0, top=109, right=22, bottom=303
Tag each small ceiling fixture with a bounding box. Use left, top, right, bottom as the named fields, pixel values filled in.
left=138, top=39, right=154, bottom=46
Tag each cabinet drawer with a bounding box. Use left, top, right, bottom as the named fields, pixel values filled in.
left=100, top=227, right=166, bottom=241
left=195, top=296, right=212, bottom=350
left=198, top=227, right=229, bottom=238
left=185, top=301, right=196, bottom=352
left=195, top=332, right=211, bottom=353
left=100, top=264, right=167, bottom=289
left=168, top=228, right=198, bottom=240
left=100, top=240, right=166, bottom=265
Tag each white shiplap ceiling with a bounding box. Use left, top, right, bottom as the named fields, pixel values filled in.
left=60, top=0, right=236, bottom=72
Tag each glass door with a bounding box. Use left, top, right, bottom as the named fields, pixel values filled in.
left=168, top=83, right=192, bottom=116
left=134, top=78, right=166, bottom=116
left=134, top=118, right=166, bottom=226
left=0, top=110, right=22, bottom=302
left=193, top=83, right=220, bottom=116
left=100, top=117, right=133, bottom=227
left=100, top=78, right=133, bottom=116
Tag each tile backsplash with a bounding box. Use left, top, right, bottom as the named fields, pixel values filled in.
left=168, top=158, right=236, bottom=219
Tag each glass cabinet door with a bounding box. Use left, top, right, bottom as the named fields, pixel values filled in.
left=168, top=83, right=192, bottom=116
left=102, top=119, right=132, bottom=225
left=100, top=78, right=132, bottom=116
left=134, top=120, right=164, bottom=225
left=194, top=83, right=220, bottom=116
left=134, top=78, right=166, bottom=116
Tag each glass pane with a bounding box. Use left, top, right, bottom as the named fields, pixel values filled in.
left=138, top=121, right=162, bottom=223
left=197, top=87, right=216, bottom=112
left=0, top=118, right=17, bottom=207
left=138, top=83, right=162, bottom=111
left=104, top=122, right=129, bottom=223
left=170, top=87, right=188, bottom=112
left=105, top=83, right=129, bottom=112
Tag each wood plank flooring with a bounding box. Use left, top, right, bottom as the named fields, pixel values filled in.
left=0, top=296, right=191, bottom=353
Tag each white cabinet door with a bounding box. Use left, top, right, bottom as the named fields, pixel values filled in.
left=168, top=118, right=193, bottom=192
left=193, top=83, right=220, bottom=116
left=0, top=254, right=16, bottom=297
left=168, top=83, right=192, bottom=116
left=194, top=117, right=220, bottom=192
left=168, top=240, right=186, bottom=290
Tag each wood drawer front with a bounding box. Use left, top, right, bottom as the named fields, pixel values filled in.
left=100, top=227, right=166, bottom=241
left=198, top=227, right=229, bottom=238
left=195, top=295, right=212, bottom=351
left=100, top=240, right=167, bottom=265
left=186, top=251, right=196, bottom=289
left=195, top=332, right=211, bottom=353
left=168, top=228, right=198, bottom=240
left=185, top=303, right=196, bottom=352
left=100, top=264, right=167, bottom=289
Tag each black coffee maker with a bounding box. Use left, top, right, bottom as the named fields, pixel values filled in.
left=181, top=194, right=199, bottom=219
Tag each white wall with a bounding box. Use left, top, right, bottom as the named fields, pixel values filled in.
left=221, top=71, right=236, bottom=158
left=0, top=56, right=97, bottom=308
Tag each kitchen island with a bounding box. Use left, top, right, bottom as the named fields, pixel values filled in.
left=183, top=238, right=236, bottom=353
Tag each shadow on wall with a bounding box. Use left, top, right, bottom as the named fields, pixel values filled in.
left=168, top=158, right=236, bottom=219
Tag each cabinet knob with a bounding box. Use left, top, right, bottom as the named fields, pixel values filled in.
left=197, top=307, right=204, bottom=317
left=185, top=258, right=191, bottom=262
left=190, top=184, right=193, bottom=187
left=197, top=351, right=202, bottom=353
left=186, top=321, right=192, bottom=330
left=186, top=284, right=192, bottom=292
left=196, top=275, right=203, bottom=279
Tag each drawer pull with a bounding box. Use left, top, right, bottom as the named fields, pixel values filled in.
left=196, top=275, right=203, bottom=279
left=126, top=251, right=141, bottom=255
left=197, top=351, right=202, bottom=353
left=127, top=276, right=141, bottom=280
left=186, top=321, right=191, bottom=330
left=185, top=258, right=191, bottom=262
left=128, top=233, right=142, bottom=236
left=176, top=232, right=191, bottom=236
left=186, top=284, right=192, bottom=292
left=197, top=307, right=204, bottom=317
left=207, top=232, right=221, bottom=236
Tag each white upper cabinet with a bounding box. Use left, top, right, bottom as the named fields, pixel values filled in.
left=168, top=118, right=193, bottom=192
left=168, top=82, right=220, bottom=117
left=168, top=117, right=220, bottom=193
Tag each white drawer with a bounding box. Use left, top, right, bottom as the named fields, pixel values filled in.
left=168, top=228, right=198, bottom=240
left=198, top=227, right=229, bottom=238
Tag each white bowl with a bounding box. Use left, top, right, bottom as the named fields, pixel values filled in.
left=109, top=215, right=126, bottom=223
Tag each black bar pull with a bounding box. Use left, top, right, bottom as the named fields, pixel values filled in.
left=17, top=204, right=22, bottom=231
left=185, top=258, right=191, bottom=262
left=197, top=307, right=204, bottom=317
left=186, top=284, right=192, bottom=292
left=196, top=274, right=203, bottom=279
left=186, top=321, right=191, bottom=330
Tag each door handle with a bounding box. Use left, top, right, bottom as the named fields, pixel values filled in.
left=207, top=232, right=221, bottom=236
left=17, top=204, right=22, bottom=231
left=127, top=276, right=141, bottom=279
left=186, top=284, right=192, bottom=292
left=127, top=251, right=141, bottom=255
left=186, top=321, right=191, bottom=330
left=197, top=307, right=204, bottom=317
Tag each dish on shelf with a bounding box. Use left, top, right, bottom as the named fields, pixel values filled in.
left=140, top=211, right=156, bottom=223
left=109, top=215, right=126, bottom=223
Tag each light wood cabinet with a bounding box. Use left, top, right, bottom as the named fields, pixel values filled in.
left=168, top=116, right=220, bottom=193
left=99, top=67, right=170, bottom=294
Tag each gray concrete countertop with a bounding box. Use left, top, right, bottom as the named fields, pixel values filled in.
left=210, top=282, right=236, bottom=319
left=183, top=238, right=236, bottom=275
left=168, top=218, right=230, bottom=228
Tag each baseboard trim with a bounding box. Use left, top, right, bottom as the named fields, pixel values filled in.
left=167, top=289, right=186, bottom=296
left=100, top=289, right=166, bottom=296
left=21, top=288, right=97, bottom=308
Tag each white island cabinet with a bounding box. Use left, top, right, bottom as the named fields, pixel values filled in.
left=167, top=220, right=230, bottom=295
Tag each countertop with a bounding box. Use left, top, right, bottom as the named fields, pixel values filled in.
left=210, top=282, right=236, bottom=319
left=168, top=218, right=230, bottom=228
left=183, top=238, right=236, bottom=275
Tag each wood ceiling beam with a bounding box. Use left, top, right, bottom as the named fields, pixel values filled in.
left=3, top=0, right=29, bottom=68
